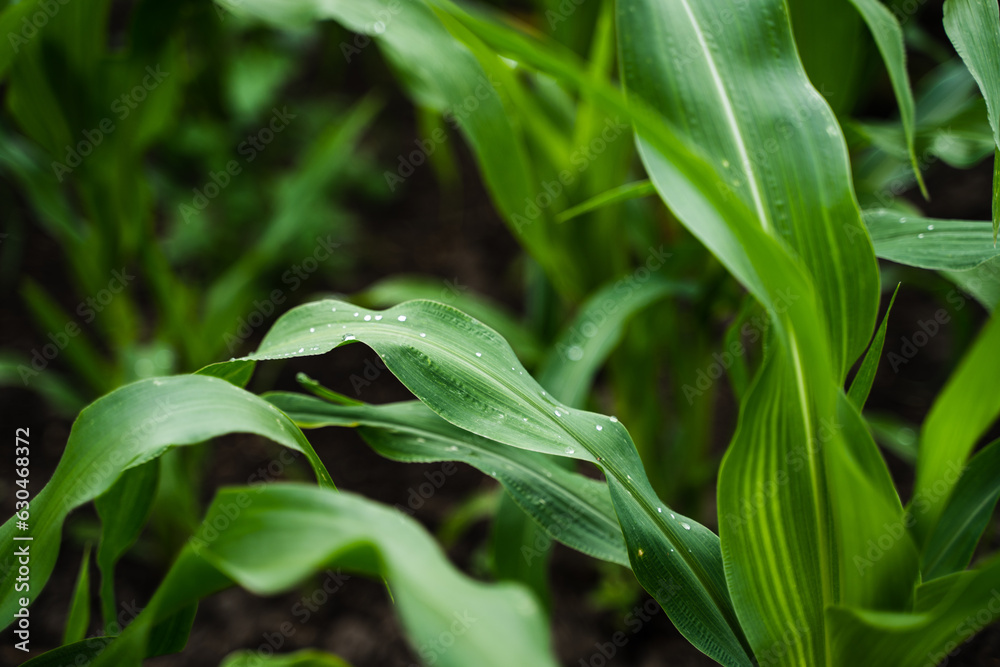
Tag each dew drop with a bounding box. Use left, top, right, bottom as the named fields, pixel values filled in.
left=825, top=124, right=838, bottom=136
left=554, top=410, right=561, bottom=417
left=475, top=352, right=482, bottom=357
left=681, top=522, right=691, bottom=530
left=595, top=425, right=603, bottom=431
left=419, top=332, right=426, bottom=337
left=918, top=233, right=926, bottom=239
left=523, top=417, right=528, bottom=422
left=397, top=315, right=407, bottom=322
left=447, top=446, right=459, bottom=452
left=637, top=548, right=645, bottom=557
left=298, top=348, right=304, bottom=353
left=353, top=312, right=359, bottom=317
left=342, top=334, right=355, bottom=341
left=927, top=224, right=935, bottom=231
left=567, top=345, right=584, bottom=361
left=670, top=513, right=675, bottom=519
left=565, top=447, right=575, bottom=454
left=899, top=217, right=908, bottom=224
left=722, top=159, right=730, bottom=168
left=373, top=20, right=386, bottom=33
left=657, top=507, right=663, bottom=513
left=375, top=315, right=383, bottom=320
left=331, top=307, right=337, bottom=312
left=309, top=327, right=315, bottom=333
left=364, top=315, right=372, bottom=321
left=609, top=416, right=619, bottom=423
left=416, top=438, right=426, bottom=443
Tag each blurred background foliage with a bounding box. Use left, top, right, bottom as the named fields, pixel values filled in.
left=0, top=0, right=997, bottom=662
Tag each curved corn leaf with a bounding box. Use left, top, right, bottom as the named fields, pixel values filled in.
left=863, top=209, right=1000, bottom=270
left=847, top=286, right=899, bottom=410
left=615, top=0, right=914, bottom=663
left=915, top=311, right=1000, bottom=539
left=353, top=276, right=542, bottom=365
left=922, top=437, right=1000, bottom=580
left=618, top=0, right=879, bottom=378
left=0, top=376, right=334, bottom=628
left=243, top=298, right=754, bottom=666
left=220, top=650, right=353, bottom=667
left=944, top=0, right=1000, bottom=241
left=88, top=485, right=556, bottom=667
left=266, top=392, right=628, bottom=567
left=848, top=0, right=927, bottom=197
left=828, top=555, right=1000, bottom=666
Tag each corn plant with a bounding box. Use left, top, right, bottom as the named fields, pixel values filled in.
left=6, top=0, right=1000, bottom=666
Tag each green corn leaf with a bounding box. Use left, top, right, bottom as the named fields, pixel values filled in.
left=944, top=0, right=1000, bottom=242
left=922, top=437, right=1000, bottom=580
left=555, top=180, right=657, bottom=223
left=914, top=311, right=1000, bottom=540
left=265, top=392, right=629, bottom=567
left=63, top=545, right=91, bottom=645
left=353, top=276, right=542, bottom=364
left=615, top=0, right=913, bottom=664
left=827, top=555, right=1000, bottom=666
left=0, top=376, right=334, bottom=628
left=617, top=0, right=880, bottom=379
left=87, top=485, right=557, bottom=667
left=847, top=0, right=927, bottom=197
left=244, top=298, right=754, bottom=666
left=94, top=460, right=159, bottom=631
left=847, top=285, right=899, bottom=410
left=220, top=649, right=354, bottom=667
left=196, top=359, right=258, bottom=388
left=863, top=209, right=1000, bottom=270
